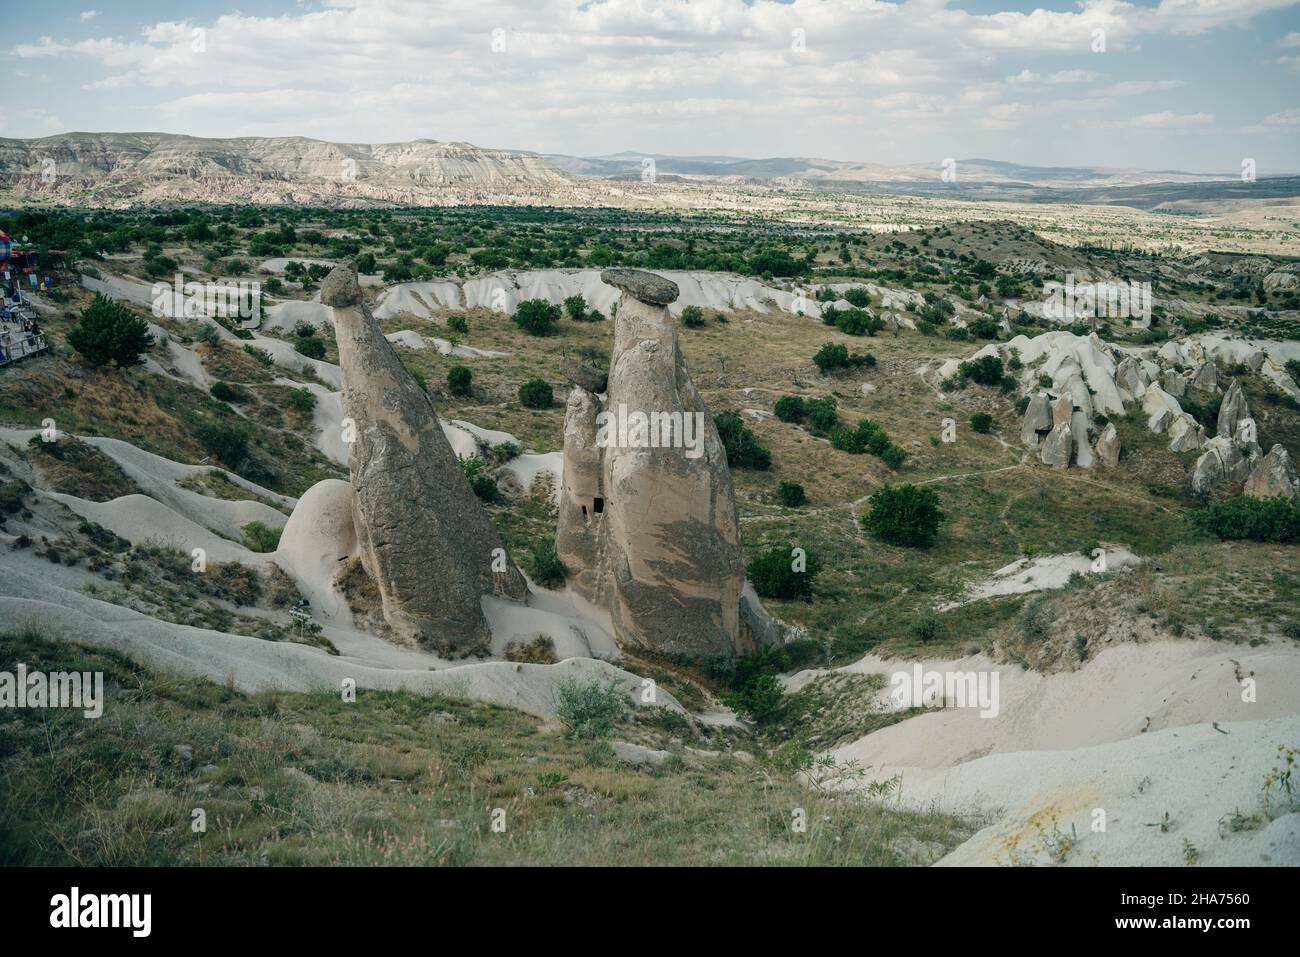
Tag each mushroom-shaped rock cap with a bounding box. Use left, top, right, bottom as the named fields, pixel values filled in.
left=600, top=267, right=679, bottom=305
left=320, top=261, right=361, bottom=308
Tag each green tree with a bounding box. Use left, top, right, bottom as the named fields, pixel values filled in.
left=67, top=294, right=154, bottom=368
left=514, top=299, right=561, bottom=336
left=777, top=481, right=807, bottom=507
left=747, top=544, right=822, bottom=600
left=448, top=364, right=473, bottom=397
left=862, top=484, right=945, bottom=548
left=715, top=411, right=771, bottom=469
left=563, top=294, right=587, bottom=321
left=519, top=377, right=553, bottom=409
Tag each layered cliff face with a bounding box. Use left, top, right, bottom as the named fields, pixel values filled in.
left=0, top=132, right=573, bottom=207
left=323, top=263, right=526, bottom=655
left=557, top=268, right=763, bottom=659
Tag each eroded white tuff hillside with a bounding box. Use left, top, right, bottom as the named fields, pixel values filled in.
left=0, top=132, right=576, bottom=207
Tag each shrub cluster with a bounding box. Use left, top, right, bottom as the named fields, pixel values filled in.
left=862, top=484, right=945, bottom=548
left=715, top=411, right=771, bottom=469
left=514, top=298, right=561, bottom=336
left=830, top=418, right=906, bottom=468
left=747, top=544, right=822, bottom=600
left=1193, top=496, right=1300, bottom=544
left=813, top=342, right=876, bottom=373
left=518, top=377, right=553, bottom=409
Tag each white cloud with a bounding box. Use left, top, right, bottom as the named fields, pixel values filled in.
left=1261, top=108, right=1300, bottom=126
left=79, top=10, right=98, bottom=22
left=1126, top=110, right=1214, bottom=128
left=1099, top=79, right=1186, bottom=96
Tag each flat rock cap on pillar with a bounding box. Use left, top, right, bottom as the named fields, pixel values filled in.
left=600, top=267, right=679, bottom=305
left=320, top=261, right=361, bottom=307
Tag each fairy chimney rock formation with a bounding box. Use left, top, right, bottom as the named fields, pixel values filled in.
left=324, top=263, right=526, bottom=654
left=556, top=267, right=763, bottom=658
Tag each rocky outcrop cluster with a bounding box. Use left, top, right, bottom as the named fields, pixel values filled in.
left=555, top=268, right=775, bottom=658
left=990, top=329, right=1299, bottom=496
left=324, top=263, right=526, bottom=655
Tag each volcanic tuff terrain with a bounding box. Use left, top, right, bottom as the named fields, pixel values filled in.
left=1, top=198, right=1298, bottom=866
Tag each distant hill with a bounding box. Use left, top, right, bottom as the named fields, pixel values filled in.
left=2, top=132, right=1293, bottom=210
left=535, top=150, right=1247, bottom=190
left=0, top=132, right=576, bottom=208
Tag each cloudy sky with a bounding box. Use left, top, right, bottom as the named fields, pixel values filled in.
left=7, top=0, right=1299, bottom=173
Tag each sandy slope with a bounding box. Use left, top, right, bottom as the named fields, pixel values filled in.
left=898, top=714, right=1300, bottom=866
left=807, top=640, right=1300, bottom=864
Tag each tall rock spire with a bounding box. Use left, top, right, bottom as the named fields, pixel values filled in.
left=323, top=263, right=525, bottom=655
left=557, top=267, right=763, bottom=658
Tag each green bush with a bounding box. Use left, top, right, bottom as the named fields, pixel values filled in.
left=747, top=544, right=822, bottom=600
left=842, top=286, right=871, bottom=308
left=285, top=387, right=316, bottom=414
left=834, top=308, right=884, bottom=336
left=1193, top=496, right=1300, bottom=544
left=813, top=341, right=875, bottom=373
left=294, top=335, right=327, bottom=360
left=774, top=395, right=806, bottom=422
left=518, top=377, right=553, bottom=409
left=715, top=411, right=771, bottom=469
left=210, top=381, right=250, bottom=404
left=67, top=294, right=154, bottom=368
left=529, top=540, right=568, bottom=589
left=563, top=294, right=587, bottom=321
left=514, top=298, right=561, bottom=336
left=680, top=304, right=705, bottom=328
left=460, top=456, right=501, bottom=503
left=830, top=418, right=902, bottom=468
left=554, top=675, right=628, bottom=739
left=447, top=315, right=469, bottom=334
left=777, top=481, right=807, bottom=507
left=862, top=484, right=945, bottom=548
left=241, top=520, right=283, bottom=553
left=805, top=396, right=838, bottom=433
left=195, top=422, right=250, bottom=472
left=970, top=412, right=994, bottom=434
left=909, top=613, right=942, bottom=643
left=448, top=364, right=473, bottom=397
left=958, top=354, right=1005, bottom=387
left=967, top=317, right=1000, bottom=340
left=724, top=673, right=784, bottom=721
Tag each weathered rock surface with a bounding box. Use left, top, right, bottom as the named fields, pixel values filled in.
left=1244, top=444, right=1300, bottom=499
left=600, top=267, right=680, bottom=305
left=1050, top=394, right=1074, bottom=428
left=1040, top=422, right=1072, bottom=468
left=1021, top=393, right=1052, bottom=446
left=1142, top=386, right=1182, bottom=434
left=1094, top=422, right=1120, bottom=468
left=1191, top=436, right=1251, bottom=496
left=560, top=356, right=608, bottom=394
left=1167, top=413, right=1205, bottom=453
left=1071, top=410, right=1094, bottom=468
left=1189, top=360, right=1219, bottom=397
left=326, top=263, right=526, bottom=654
left=1216, top=379, right=1250, bottom=439
left=1115, top=356, right=1148, bottom=400
left=556, top=268, right=760, bottom=658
